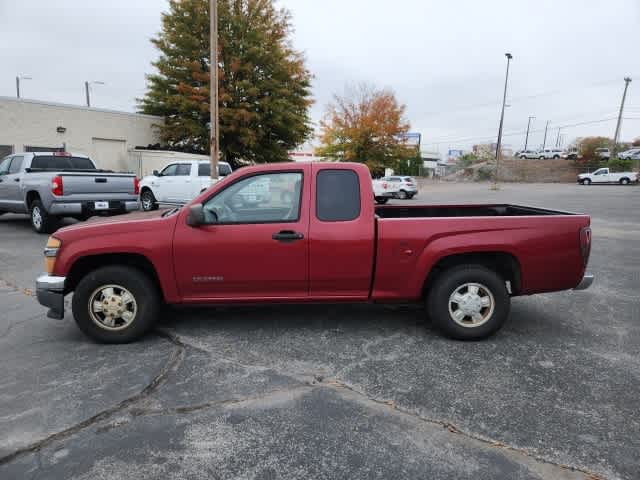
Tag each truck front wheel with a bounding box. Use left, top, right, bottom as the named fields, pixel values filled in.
left=30, top=199, right=58, bottom=234
left=140, top=189, right=158, bottom=211
left=427, top=265, right=510, bottom=340
left=72, top=266, right=160, bottom=343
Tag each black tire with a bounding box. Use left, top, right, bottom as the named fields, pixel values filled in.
left=620, top=178, right=630, bottom=185
left=583, top=178, right=592, bottom=185
left=553, top=155, right=560, bottom=159
left=30, top=199, right=58, bottom=234
left=539, top=156, right=545, bottom=160
left=397, top=190, right=408, bottom=200
left=140, top=189, right=158, bottom=211
left=519, top=155, right=527, bottom=159
left=407, top=193, right=415, bottom=199
left=375, top=197, right=389, bottom=205
left=72, top=265, right=160, bottom=343
left=427, top=265, right=510, bottom=340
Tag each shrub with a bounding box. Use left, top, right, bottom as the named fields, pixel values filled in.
left=476, top=166, right=494, bottom=181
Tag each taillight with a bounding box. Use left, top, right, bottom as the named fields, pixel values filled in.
left=51, top=176, right=63, bottom=196
left=579, top=227, right=592, bottom=267
left=134, top=177, right=140, bottom=195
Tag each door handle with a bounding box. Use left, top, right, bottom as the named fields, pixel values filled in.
left=14, top=178, right=20, bottom=182
left=272, top=230, right=304, bottom=242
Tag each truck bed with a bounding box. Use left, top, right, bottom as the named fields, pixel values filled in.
left=375, top=204, right=576, bottom=218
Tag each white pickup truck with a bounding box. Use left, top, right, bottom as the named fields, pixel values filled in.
left=578, top=168, right=638, bottom=185
left=139, top=160, right=232, bottom=210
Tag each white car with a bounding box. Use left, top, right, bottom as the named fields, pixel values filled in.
left=372, top=179, right=400, bottom=204
left=577, top=168, right=638, bottom=185
left=538, top=149, right=564, bottom=159
left=518, top=150, right=540, bottom=159
left=380, top=176, right=418, bottom=199
left=595, top=148, right=610, bottom=160
left=139, top=160, right=232, bottom=211
left=618, top=148, right=640, bottom=160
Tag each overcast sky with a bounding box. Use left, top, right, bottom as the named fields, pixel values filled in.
left=1, top=0, right=639, bottom=153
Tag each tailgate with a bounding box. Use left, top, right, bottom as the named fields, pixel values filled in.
left=61, top=174, right=136, bottom=195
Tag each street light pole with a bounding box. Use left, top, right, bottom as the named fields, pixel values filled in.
left=209, top=0, right=219, bottom=180
left=524, top=116, right=535, bottom=150
left=612, top=77, right=632, bottom=157
left=494, top=53, right=513, bottom=188
left=16, top=75, right=32, bottom=98
left=85, top=81, right=105, bottom=107
left=555, top=127, right=562, bottom=148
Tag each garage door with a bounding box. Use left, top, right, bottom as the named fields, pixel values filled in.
left=91, top=138, right=127, bottom=172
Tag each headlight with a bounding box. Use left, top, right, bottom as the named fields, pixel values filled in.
left=44, top=237, right=62, bottom=274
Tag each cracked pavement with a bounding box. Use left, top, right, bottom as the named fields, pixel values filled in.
left=1, top=183, right=638, bottom=479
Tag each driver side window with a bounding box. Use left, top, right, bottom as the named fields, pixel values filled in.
left=161, top=164, right=178, bottom=176
left=202, top=172, right=303, bottom=225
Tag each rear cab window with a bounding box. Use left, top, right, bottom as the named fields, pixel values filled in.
left=30, top=155, right=96, bottom=170
left=316, top=169, right=361, bottom=222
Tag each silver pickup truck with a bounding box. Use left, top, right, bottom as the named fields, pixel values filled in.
left=0, top=152, right=139, bottom=233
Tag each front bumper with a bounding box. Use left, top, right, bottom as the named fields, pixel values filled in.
left=573, top=274, right=594, bottom=291
left=49, top=201, right=139, bottom=216
left=36, top=275, right=66, bottom=319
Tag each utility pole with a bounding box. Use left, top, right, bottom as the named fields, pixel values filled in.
left=524, top=116, right=535, bottom=150
left=555, top=127, right=562, bottom=148
left=612, top=77, right=632, bottom=157
left=542, top=120, right=550, bottom=149
left=209, top=0, right=219, bottom=180
left=494, top=52, right=513, bottom=189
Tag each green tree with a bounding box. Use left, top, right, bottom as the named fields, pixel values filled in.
left=574, top=136, right=612, bottom=164
left=139, top=0, right=313, bottom=165
left=317, top=83, right=413, bottom=173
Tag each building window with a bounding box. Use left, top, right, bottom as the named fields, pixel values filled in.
left=0, top=145, right=13, bottom=158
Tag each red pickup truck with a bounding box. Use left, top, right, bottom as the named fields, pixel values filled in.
left=36, top=162, right=593, bottom=343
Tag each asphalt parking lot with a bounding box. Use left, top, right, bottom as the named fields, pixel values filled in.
left=1, top=182, right=638, bottom=480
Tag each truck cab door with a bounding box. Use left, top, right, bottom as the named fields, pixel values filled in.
left=173, top=167, right=310, bottom=300
left=592, top=169, right=607, bottom=183
left=166, top=163, right=192, bottom=203
left=308, top=165, right=375, bottom=299
left=0, top=156, right=26, bottom=213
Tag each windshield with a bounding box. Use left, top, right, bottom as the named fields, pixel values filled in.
left=30, top=155, right=96, bottom=170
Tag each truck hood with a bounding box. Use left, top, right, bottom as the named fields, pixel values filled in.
left=54, top=208, right=180, bottom=241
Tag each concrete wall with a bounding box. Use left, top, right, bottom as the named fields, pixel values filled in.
left=0, top=97, right=162, bottom=172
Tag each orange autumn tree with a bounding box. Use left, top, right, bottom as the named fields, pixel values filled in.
left=317, top=84, right=414, bottom=175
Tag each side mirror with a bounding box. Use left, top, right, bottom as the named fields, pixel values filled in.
left=153, top=170, right=162, bottom=177
left=186, top=203, right=210, bottom=227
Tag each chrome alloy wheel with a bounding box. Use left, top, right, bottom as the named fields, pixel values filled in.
left=448, top=283, right=495, bottom=328
left=32, top=206, right=43, bottom=229
left=88, top=284, right=138, bottom=331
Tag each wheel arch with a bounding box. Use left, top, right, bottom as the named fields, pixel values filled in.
left=65, top=253, right=165, bottom=300
left=25, top=190, right=41, bottom=208
left=422, top=251, right=522, bottom=298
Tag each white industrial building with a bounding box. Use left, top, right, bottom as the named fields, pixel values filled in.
left=0, top=96, right=165, bottom=174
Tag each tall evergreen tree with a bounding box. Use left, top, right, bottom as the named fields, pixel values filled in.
left=139, top=0, right=313, bottom=165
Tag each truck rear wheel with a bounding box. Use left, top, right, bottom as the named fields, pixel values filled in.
left=72, top=265, right=160, bottom=343
left=620, top=178, right=630, bottom=185
left=30, top=199, right=58, bottom=234
left=427, top=265, right=510, bottom=340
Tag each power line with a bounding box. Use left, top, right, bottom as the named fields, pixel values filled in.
left=423, top=117, right=629, bottom=146
left=420, top=78, right=626, bottom=117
